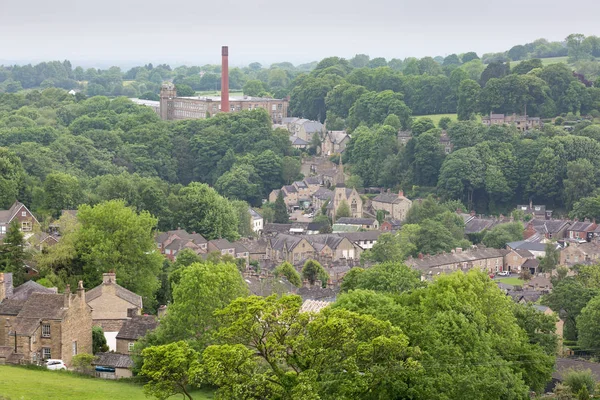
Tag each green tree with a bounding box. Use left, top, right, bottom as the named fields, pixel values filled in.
left=564, top=159, right=597, bottom=209
left=526, top=147, right=561, bottom=205
left=173, top=182, right=239, bottom=241
left=0, top=220, right=28, bottom=285
left=576, top=295, right=600, bottom=352
left=281, top=156, right=302, bottom=184
left=174, top=84, right=195, bottom=97
left=273, top=262, right=302, bottom=287
left=341, top=262, right=421, bottom=293
left=43, top=172, right=82, bottom=217
left=567, top=33, right=593, bottom=62
left=335, top=199, right=351, bottom=220
left=301, top=259, right=328, bottom=286
left=273, top=191, right=289, bottom=223
left=482, top=222, right=524, bottom=249
left=77, top=200, right=163, bottom=305
left=563, top=369, right=597, bottom=396
left=214, top=164, right=262, bottom=206
left=543, top=277, right=599, bottom=340
left=152, top=261, right=248, bottom=350
left=457, top=79, right=481, bottom=120
left=202, top=295, right=422, bottom=400
left=539, top=242, right=560, bottom=273
left=413, top=132, right=445, bottom=186
left=571, top=192, right=600, bottom=221
left=230, top=200, right=253, bottom=238
left=92, top=326, right=108, bottom=354
left=0, top=147, right=25, bottom=208
left=141, top=341, right=200, bottom=400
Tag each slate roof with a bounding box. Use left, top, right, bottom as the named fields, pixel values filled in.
left=338, top=231, right=382, bottom=242
left=239, top=238, right=267, bottom=254
left=9, top=318, right=41, bottom=336
left=284, top=185, right=298, bottom=193
left=522, top=258, right=540, bottom=271
left=294, top=181, right=307, bottom=189
left=530, top=219, right=570, bottom=234
left=156, top=229, right=207, bottom=245
left=297, top=285, right=337, bottom=301
left=512, top=249, right=534, bottom=258
left=304, top=176, right=321, bottom=185
left=233, top=241, right=249, bottom=255
left=93, top=352, right=134, bottom=369
left=312, top=187, right=333, bottom=200
left=570, top=221, right=596, bottom=232
left=576, top=242, right=600, bottom=257
left=0, top=202, right=26, bottom=224
left=335, top=217, right=377, bottom=226
left=300, top=299, right=331, bottom=313
left=306, top=234, right=347, bottom=250
left=326, top=130, right=349, bottom=144
left=264, top=223, right=293, bottom=235
left=372, top=193, right=409, bottom=205
left=464, top=218, right=497, bottom=234
left=269, top=234, right=306, bottom=252
left=116, top=315, right=158, bottom=340
left=86, top=282, right=143, bottom=309
left=301, top=120, right=324, bottom=133
left=507, top=241, right=552, bottom=252
left=10, top=281, right=57, bottom=301
left=290, top=136, right=309, bottom=146
left=17, top=293, right=68, bottom=320
left=249, top=209, right=262, bottom=220
left=0, top=299, right=26, bottom=316
left=209, top=238, right=235, bottom=250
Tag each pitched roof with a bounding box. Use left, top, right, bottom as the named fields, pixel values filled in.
left=239, top=238, right=267, bottom=254
left=116, top=315, right=158, bottom=340
left=233, top=241, right=249, bottom=254
left=570, top=221, right=596, bottom=232
left=249, top=209, right=262, bottom=220
left=307, top=221, right=327, bottom=231
left=512, top=249, right=534, bottom=258
left=338, top=231, right=383, bottom=242
left=335, top=217, right=377, bottom=225
left=464, top=218, right=497, bottom=234
left=522, top=259, right=540, bottom=270
left=372, top=193, right=409, bottom=204
left=0, top=202, right=28, bottom=224
left=290, top=136, right=309, bottom=146
left=530, top=219, right=570, bottom=234
left=301, top=120, right=324, bottom=133
left=304, top=176, right=321, bottom=185
left=312, top=187, right=333, bottom=200
left=9, top=317, right=41, bottom=336
left=269, top=234, right=307, bottom=252
left=306, top=234, right=348, bottom=250
left=0, top=299, right=25, bottom=316
left=209, top=238, right=235, bottom=250
left=300, top=299, right=331, bottom=313
left=10, top=280, right=57, bottom=301
left=17, top=293, right=68, bottom=320
left=86, top=282, right=142, bottom=309
left=93, top=352, right=133, bottom=369
left=326, top=130, right=349, bottom=144
left=407, top=248, right=508, bottom=271
left=283, top=185, right=298, bottom=193
left=331, top=224, right=360, bottom=232
left=294, top=181, right=307, bottom=189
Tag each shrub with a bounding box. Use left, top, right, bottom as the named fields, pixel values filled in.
left=72, top=353, right=95, bottom=375
left=564, top=369, right=596, bottom=395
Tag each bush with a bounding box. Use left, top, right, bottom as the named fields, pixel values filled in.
left=564, top=369, right=596, bottom=395
left=92, top=326, right=109, bottom=354
left=72, top=353, right=95, bottom=375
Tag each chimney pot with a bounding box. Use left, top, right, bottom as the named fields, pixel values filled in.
left=127, top=307, right=139, bottom=318
left=102, top=272, right=116, bottom=285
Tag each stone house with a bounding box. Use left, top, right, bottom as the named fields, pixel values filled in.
left=208, top=239, right=236, bottom=257
left=233, top=241, right=250, bottom=265
left=268, top=187, right=299, bottom=208
left=85, top=272, right=143, bottom=351
left=560, top=242, right=600, bottom=266
left=504, top=249, right=535, bottom=273
left=380, top=220, right=402, bottom=231
left=267, top=235, right=316, bottom=264
left=566, top=221, right=597, bottom=241
left=406, top=247, right=508, bottom=278
left=371, top=191, right=412, bottom=221
left=307, top=234, right=362, bottom=261
left=293, top=181, right=312, bottom=204
left=239, top=238, right=268, bottom=261
left=338, top=231, right=382, bottom=250
left=516, top=204, right=552, bottom=220
left=312, top=187, right=333, bottom=212
left=0, top=280, right=92, bottom=367
left=482, top=113, right=542, bottom=131
left=115, top=309, right=158, bottom=355
left=0, top=201, right=39, bottom=238
left=506, top=241, right=556, bottom=259
left=156, top=229, right=207, bottom=261
left=303, top=176, right=322, bottom=195
left=335, top=217, right=379, bottom=230
left=321, top=130, right=350, bottom=156
left=526, top=219, right=571, bottom=241
left=329, top=185, right=362, bottom=221
left=290, top=136, right=309, bottom=150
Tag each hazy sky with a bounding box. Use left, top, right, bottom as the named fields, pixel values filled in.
left=2, top=0, right=600, bottom=68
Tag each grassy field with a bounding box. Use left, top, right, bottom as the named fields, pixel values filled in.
left=496, top=277, right=525, bottom=286
left=413, top=113, right=482, bottom=125
left=0, top=365, right=214, bottom=400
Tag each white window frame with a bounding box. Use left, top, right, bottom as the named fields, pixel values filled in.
left=128, top=342, right=135, bottom=352
left=72, top=341, right=77, bottom=356
left=21, top=211, right=27, bottom=217
left=42, top=324, right=51, bottom=338
left=42, top=347, right=51, bottom=359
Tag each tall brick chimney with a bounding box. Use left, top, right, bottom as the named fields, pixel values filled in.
left=221, top=46, right=229, bottom=113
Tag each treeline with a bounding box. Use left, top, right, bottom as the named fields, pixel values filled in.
left=134, top=260, right=558, bottom=399
left=0, top=88, right=301, bottom=228
left=342, top=117, right=600, bottom=216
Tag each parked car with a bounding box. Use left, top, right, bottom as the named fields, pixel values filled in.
left=498, top=271, right=510, bottom=276
left=45, top=359, right=67, bottom=370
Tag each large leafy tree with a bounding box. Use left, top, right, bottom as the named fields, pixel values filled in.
left=76, top=200, right=163, bottom=305
left=0, top=147, right=25, bottom=208
left=150, top=261, right=248, bottom=350
left=576, top=295, right=600, bottom=352
left=0, top=220, right=28, bottom=285
left=202, top=295, right=423, bottom=399
left=273, top=190, right=289, bottom=223
left=341, top=262, right=421, bottom=293
left=43, top=172, right=82, bottom=217
left=172, top=182, right=239, bottom=241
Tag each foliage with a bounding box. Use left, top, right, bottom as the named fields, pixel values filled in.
left=539, top=242, right=560, bottom=273
left=141, top=341, right=200, bottom=400
left=273, top=262, right=302, bottom=287
left=481, top=222, right=524, bottom=249
left=273, top=190, right=289, bottom=223
left=148, top=261, right=248, bottom=351
left=71, top=353, right=95, bottom=375
left=0, top=220, right=28, bottom=285
left=563, top=369, right=596, bottom=395
left=335, top=199, right=351, bottom=220
left=201, top=294, right=423, bottom=399
left=301, top=259, right=329, bottom=286
left=92, top=326, right=109, bottom=354
left=341, top=262, right=422, bottom=294
left=576, top=294, right=600, bottom=352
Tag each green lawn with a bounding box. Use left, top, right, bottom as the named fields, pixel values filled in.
left=413, top=113, right=481, bottom=125
left=0, top=365, right=214, bottom=400
left=511, top=56, right=570, bottom=67
left=496, top=277, right=524, bottom=286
